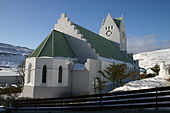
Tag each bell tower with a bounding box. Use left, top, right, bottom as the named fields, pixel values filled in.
left=99, top=14, right=127, bottom=53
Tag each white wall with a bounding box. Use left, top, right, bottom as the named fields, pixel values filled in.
left=72, top=70, right=89, bottom=95
left=119, top=18, right=127, bottom=52
left=99, top=14, right=120, bottom=47
left=22, top=57, right=74, bottom=98
left=85, top=59, right=101, bottom=94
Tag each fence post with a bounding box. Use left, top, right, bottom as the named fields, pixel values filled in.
left=35, top=100, right=37, bottom=112
left=155, top=87, right=158, bottom=110
left=61, top=98, right=63, bottom=111
left=14, top=100, right=17, bottom=111
left=100, top=93, right=102, bottom=111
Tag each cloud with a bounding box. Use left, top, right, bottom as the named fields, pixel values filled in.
left=127, top=35, right=170, bottom=53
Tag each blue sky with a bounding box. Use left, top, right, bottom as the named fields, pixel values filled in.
left=0, top=0, right=170, bottom=53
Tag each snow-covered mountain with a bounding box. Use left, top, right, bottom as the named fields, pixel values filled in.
left=134, top=48, right=170, bottom=69
left=0, top=43, right=33, bottom=68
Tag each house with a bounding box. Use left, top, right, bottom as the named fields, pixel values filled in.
left=22, top=13, right=139, bottom=98
left=0, top=68, right=21, bottom=86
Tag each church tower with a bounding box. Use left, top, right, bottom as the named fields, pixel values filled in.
left=99, top=14, right=127, bottom=53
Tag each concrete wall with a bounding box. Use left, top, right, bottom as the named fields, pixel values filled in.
left=21, top=85, right=34, bottom=98
left=119, top=18, right=127, bottom=52
left=85, top=59, right=101, bottom=94
left=25, top=57, right=72, bottom=87
left=22, top=85, right=70, bottom=98
left=25, top=57, right=36, bottom=86
left=22, top=57, right=75, bottom=98
left=99, top=14, right=120, bottom=48
left=72, top=70, right=89, bottom=95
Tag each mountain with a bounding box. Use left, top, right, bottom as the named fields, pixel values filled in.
left=0, top=43, right=33, bottom=68
left=134, top=48, right=170, bottom=69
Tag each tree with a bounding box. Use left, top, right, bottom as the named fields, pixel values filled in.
left=98, top=63, right=137, bottom=89
left=150, top=64, right=160, bottom=75
left=17, top=61, right=25, bottom=89
left=94, top=76, right=107, bottom=94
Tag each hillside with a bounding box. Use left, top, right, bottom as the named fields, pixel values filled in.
left=0, top=43, right=33, bottom=68
left=134, top=48, right=170, bottom=69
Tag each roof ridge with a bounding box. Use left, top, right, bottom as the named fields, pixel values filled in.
left=52, top=31, right=54, bottom=57
left=37, top=31, right=52, bottom=57
left=29, top=31, right=52, bottom=57
left=61, top=32, right=76, bottom=58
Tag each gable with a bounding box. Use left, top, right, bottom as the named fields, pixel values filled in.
left=29, top=30, right=76, bottom=58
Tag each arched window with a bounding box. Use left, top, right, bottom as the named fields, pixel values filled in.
left=42, top=65, right=47, bottom=83
left=27, top=63, right=32, bottom=83
left=58, top=66, right=62, bottom=83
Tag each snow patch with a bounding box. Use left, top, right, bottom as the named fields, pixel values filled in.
left=134, top=48, right=170, bottom=69
left=74, top=63, right=85, bottom=70
left=111, top=76, right=170, bottom=92
left=99, top=56, right=135, bottom=69
left=112, top=62, right=170, bottom=92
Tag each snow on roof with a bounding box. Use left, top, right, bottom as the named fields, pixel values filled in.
left=99, top=57, right=134, bottom=68
left=74, top=63, right=85, bottom=70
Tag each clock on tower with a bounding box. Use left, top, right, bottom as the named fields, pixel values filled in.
left=106, top=30, right=112, bottom=36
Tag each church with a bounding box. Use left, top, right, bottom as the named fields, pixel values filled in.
left=22, top=13, right=139, bottom=98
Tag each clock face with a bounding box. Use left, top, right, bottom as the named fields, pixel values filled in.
left=106, top=30, right=112, bottom=36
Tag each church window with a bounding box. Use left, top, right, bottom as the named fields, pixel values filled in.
left=27, top=63, right=32, bottom=83
left=111, top=26, right=113, bottom=29
left=105, top=27, right=107, bottom=30
left=108, top=26, right=110, bottom=29
left=123, top=32, right=125, bottom=38
left=42, top=65, right=47, bottom=83
left=58, top=66, right=62, bottom=83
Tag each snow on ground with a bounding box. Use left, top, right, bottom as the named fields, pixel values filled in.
left=111, top=61, right=170, bottom=92
left=112, top=76, right=170, bottom=92
left=0, top=106, right=6, bottom=112
left=134, top=48, right=170, bottom=69
left=111, top=62, right=170, bottom=92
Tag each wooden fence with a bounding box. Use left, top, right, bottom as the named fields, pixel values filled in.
left=13, top=86, right=170, bottom=111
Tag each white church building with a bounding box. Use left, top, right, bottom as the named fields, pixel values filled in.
left=22, top=13, right=139, bottom=98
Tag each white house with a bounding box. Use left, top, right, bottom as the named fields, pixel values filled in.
left=22, top=13, right=139, bottom=98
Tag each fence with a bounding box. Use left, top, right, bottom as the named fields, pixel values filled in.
left=13, top=86, right=170, bottom=111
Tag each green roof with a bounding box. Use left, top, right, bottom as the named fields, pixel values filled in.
left=113, top=18, right=122, bottom=28
left=74, top=24, right=133, bottom=63
left=29, top=30, right=76, bottom=58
